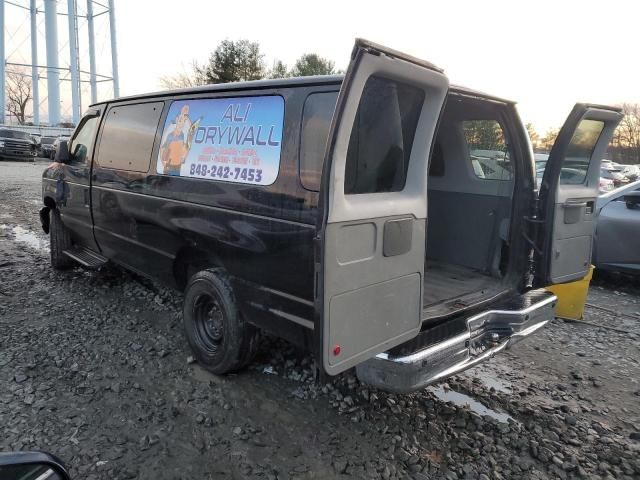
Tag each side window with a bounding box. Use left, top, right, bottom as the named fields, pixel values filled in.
left=68, top=116, right=100, bottom=164
left=463, top=120, right=513, bottom=180
left=300, top=91, right=339, bottom=191
left=560, top=119, right=605, bottom=185
left=344, top=76, right=425, bottom=194
left=97, top=102, right=163, bottom=172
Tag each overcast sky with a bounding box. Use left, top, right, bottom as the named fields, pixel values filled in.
left=5, top=0, right=640, bottom=131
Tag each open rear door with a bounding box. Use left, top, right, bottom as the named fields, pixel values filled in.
left=537, top=104, right=623, bottom=285
left=317, top=39, right=449, bottom=375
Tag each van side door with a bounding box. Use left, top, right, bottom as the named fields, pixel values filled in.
left=317, top=39, right=449, bottom=375
left=91, top=101, right=165, bottom=276
left=536, top=104, right=623, bottom=285
left=53, top=109, right=102, bottom=249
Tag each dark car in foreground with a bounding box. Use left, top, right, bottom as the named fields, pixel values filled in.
left=0, top=128, right=37, bottom=161
left=594, top=181, right=640, bottom=274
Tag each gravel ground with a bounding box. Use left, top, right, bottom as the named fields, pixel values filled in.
left=1, top=159, right=639, bottom=480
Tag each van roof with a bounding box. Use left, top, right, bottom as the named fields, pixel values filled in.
left=92, top=74, right=515, bottom=107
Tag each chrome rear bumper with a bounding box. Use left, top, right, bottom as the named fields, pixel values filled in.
left=355, top=289, right=557, bottom=393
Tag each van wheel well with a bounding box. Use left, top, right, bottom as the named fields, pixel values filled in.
left=173, top=247, right=223, bottom=291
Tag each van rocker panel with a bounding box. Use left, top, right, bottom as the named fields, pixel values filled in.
left=355, top=289, right=557, bottom=392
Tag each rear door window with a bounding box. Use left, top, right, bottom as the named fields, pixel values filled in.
left=344, top=76, right=425, bottom=194
left=300, top=91, right=338, bottom=191
left=559, top=119, right=605, bottom=185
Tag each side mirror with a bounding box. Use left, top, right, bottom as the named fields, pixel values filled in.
left=54, top=140, right=70, bottom=163
left=0, top=451, right=71, bottom=480
left=624, top=191, right=640, bottom=209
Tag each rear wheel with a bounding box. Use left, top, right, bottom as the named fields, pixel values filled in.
left=50, top=209, right=73, bottom=269
left=183, top=269, right=259, bottom=374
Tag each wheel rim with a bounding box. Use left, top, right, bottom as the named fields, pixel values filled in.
left=193, top=292, right=225, bottom=356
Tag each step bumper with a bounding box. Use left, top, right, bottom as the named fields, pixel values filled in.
left=356, top=289, right=557, bottom=393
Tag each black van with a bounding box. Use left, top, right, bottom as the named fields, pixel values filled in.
left=40, top=40, right=622, bottom=392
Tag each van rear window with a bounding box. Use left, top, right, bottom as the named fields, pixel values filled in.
left=344, top=76, right=425, bottom=194
left=156, top=96, right=284, bottom=186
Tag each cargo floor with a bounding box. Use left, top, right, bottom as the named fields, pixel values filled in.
left=423, top=261, right=501, bottom=308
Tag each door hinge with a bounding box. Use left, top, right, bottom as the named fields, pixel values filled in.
left=522, top=197, right=543, bottom=286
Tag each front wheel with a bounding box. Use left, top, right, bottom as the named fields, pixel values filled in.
left=50, top=209, right=73, bottom=269
left=183, top=269, right=259, bottom=374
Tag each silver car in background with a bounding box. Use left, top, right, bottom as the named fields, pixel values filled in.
left=594, top=180, right=640, bottom=274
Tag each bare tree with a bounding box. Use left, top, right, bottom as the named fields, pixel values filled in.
left=159, top=62, right=207, bottom=90
left=611, top=103, right=640, bottom=163
left=539, top=128, right=559, bottom=152
left=6, top=68, right=33, bottom=124
left=525, top=123, right=540, bottom=151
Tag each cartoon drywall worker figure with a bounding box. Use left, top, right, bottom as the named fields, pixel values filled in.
left=160, top=104, right=193, bottom=176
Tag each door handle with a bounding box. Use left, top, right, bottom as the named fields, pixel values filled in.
left=563, top=201, right=587, bottom=208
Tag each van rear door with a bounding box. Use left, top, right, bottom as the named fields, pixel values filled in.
left=536, top=104, right=623, bottom=285
left=317, top=39, right=449, bottom=375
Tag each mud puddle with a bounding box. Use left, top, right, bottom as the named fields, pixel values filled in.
left=429, top=385, right=515, bottom=423
left=0, top=224, right=49, bottom=252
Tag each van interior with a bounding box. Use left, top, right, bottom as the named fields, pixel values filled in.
left=423, top=95, right=515, bottom=318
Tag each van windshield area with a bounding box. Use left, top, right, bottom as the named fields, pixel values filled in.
left=0, top=129, right=32, bottom=141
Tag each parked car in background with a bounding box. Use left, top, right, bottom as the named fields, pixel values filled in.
left=601, top=159, right=622, bottom=170
left=39, top=136, right=57, bottom=158
left=534, top=153, right=549, bottom=168
left=470, top=150, right=512, bottom=179
left=599, top=176, right=615, bottom=192
left=536, top=165, right=614, bottom=193
left=51, top=136, right=70, bottom=159
left=600, top=166, right=630, bottom=187
left=620, top=164, right=640, bottom=182
left=594, top=181, right=640, bottom=274
left=0, top=128, right=37, bottom=161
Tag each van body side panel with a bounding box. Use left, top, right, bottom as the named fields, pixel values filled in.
left=90, top=86, right=325, bottom=342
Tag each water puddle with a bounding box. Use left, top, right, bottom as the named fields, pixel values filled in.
left=0, top=224, right=49, bottom=252
left=429, top=385, right=515, bottom=423
left=467, top=369, right=512, bottom=394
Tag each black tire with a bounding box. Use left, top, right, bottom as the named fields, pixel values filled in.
left=50, top=209, right=73, bottom=269
left=183, top=269, right=259, bottom=374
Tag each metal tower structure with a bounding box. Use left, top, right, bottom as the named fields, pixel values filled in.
left=0, top=0, right=120, bottom=126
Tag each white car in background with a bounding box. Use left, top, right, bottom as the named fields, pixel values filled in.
left=620, top=164, right=640, bottom=181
